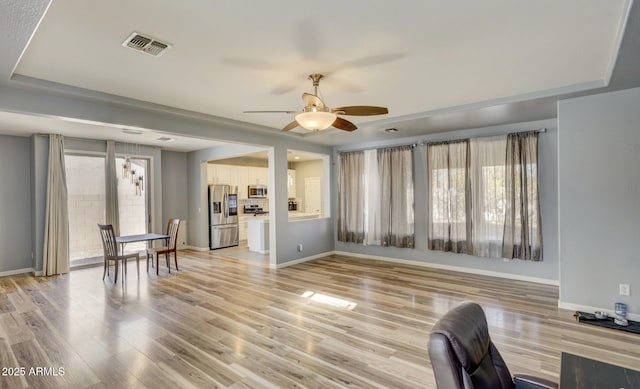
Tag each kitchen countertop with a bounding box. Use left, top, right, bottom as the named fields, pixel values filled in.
left=289, top=212, right=320, bottom=220
left=245, top=212, right=320, bottom=223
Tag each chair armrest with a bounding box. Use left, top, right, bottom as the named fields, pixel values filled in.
left=514, top=374, right=558, bottom=389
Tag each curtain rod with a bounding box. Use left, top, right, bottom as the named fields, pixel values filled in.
left=338, top=127, right=547, bottom=154
left=415, top=127, right=547, bottom=147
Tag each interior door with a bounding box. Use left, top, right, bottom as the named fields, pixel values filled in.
left=304, top=176, right=322, bottom=214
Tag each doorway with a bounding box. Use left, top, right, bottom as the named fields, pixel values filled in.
left=116, top=157, right=150, bottom=251
left=65, top=154, right=150, bottom=267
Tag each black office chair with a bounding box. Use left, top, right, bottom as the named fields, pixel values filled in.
left=428, top=302, right=558, bottom=389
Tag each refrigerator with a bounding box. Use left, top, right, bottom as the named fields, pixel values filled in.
left=208, top=184, right=239, bottom=249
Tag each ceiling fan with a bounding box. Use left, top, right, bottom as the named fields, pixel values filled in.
left=244, top=74, right=388, bottom=132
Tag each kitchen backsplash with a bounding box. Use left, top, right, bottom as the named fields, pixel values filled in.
left=239, top=198, right=269, bottom=214
left=238, top=197, right=304, bottom=214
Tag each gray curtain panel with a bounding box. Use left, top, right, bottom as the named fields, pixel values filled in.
left=377, top=145, right=415, bottom=248
left=338, top=151, right=365, bottom=243
left=339, top=147, right=416, bottom=248
left=427, top=139, right=472, bottom=253
left=42, top=134, right=70, bottom=276
left=105, top=140, right=120, bottom=236
left=469, top=135, right=507, bottom=259
left=502, top=131, right=542, bottom=260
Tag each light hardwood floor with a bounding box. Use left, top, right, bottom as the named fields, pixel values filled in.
left=0, top=250, right=639, bottom=388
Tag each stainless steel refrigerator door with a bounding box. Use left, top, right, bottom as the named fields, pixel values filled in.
left=210, top=184, right=239, bottom=225
left=210, top=224, right=239, bottom=249
left=209, top=184, right=228, bottom=226
left=225, top=193, right=238, bottom=224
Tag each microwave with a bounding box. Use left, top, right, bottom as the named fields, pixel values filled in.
left=248, top=185, right=268, bottom=198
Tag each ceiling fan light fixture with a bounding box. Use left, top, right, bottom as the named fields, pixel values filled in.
left=245, top=73, right=387, bottom=133
left=295, top=111, right=337, bottom=130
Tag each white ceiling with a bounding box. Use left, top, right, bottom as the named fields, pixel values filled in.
left=0, top=0, right=636, bottom=149
left=0, top=111, right=225, bottom=152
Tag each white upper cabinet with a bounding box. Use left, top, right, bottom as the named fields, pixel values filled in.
left=235, top=166, right=249, bottom=198
left=208, top=164, right=231, bottom=185
left=209, top=164, right=270, bottom=199
left=248, top=167, right=268, bottom=185
left=287, top=169, right=296, bottom=198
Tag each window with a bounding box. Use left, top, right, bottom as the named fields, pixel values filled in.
left=65, top=154, right=107, bottom=264
left=427, top=132, right=542, bottom=260
left=338, top=145, right=414, bottom=248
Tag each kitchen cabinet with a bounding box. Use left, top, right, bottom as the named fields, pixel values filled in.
left=247, top=217, right=269, bottom=253
left=209, top=164, right=268, bottom=197
left=248, top=167, right=268, bottom=185
left=287, top=169, right=296, bottom=199
left=235, top=166, right=249, bottom=198
left=209, top=164, right=232, bottom=185
left=239, top=217, right=249, bottom=241
left=207, top=165, right=215, bottom=184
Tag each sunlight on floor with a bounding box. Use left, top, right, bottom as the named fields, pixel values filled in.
left=301, top=290, right=357, bottom=310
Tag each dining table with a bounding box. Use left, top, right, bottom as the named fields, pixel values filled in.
left=560, top=352, right=640, bottom=388
left=116, top=233, right=170, bottom=252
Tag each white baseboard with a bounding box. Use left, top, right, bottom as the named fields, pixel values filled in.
left=334, top=251, right=559, bottom=286
left=0, top=268, right=35, bottom=277
left=125, top=245, right=560, bottom=287
left=558, top=301, right=639, bottom=322
left=271, top=251, right=335, bottom=269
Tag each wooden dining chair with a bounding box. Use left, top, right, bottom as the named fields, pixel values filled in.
left=146, top=218, right=180, bottom=275
left=97, top=224, right=140, bottom=283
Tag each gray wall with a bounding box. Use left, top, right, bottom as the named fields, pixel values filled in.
left=272, top=146, right=334, bottom=264
left=161, top=151, right=189, bottom=223
left=558, top=87, right=640, bottom=314
left=334, top=118, right=559, bottom=283
left=0, top=135, right=32, bottom=273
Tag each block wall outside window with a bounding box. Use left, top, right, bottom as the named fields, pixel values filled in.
left=66, top=155, right=149, bottom=263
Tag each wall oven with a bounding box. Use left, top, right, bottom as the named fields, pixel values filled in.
left=248, top=185, right=268, bottom=198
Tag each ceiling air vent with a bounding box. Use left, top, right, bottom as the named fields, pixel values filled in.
left=122, top=32, right=171, bottom=57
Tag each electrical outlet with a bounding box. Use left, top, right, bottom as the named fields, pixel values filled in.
left=297, top=244, right=303, bottom=252
left=619, top=284, right=630, bottom=296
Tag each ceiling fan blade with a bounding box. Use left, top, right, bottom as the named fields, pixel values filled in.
left=333, top=53, right=406, bottom=71
left=281, top=121, right=299, bottom=132
left=270, top=78, right=305, bottom=95
left=302, top=93, right=325, bottom=109
left=332, top=106, right=388, bottom=116
left=243, top=110, right=298, bottom=114
left=332, top=117, right=357, bottom=132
